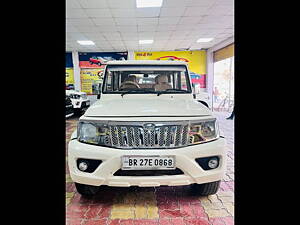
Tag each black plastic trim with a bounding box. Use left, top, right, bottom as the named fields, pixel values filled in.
left=195, top=156, right=220, bottom=170
left=76, top=158, right=102, bottom=173
left=114, top=168, right=184, bottom=176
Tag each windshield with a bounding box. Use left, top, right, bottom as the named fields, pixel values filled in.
left=103, top=65, right=192, bottom=94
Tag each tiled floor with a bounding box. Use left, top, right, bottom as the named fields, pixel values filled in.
left=66, top=112, right=234, bottom=225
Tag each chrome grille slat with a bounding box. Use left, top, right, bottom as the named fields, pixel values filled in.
left=175, top=125, right=182, bottom=146
left=127, top=127, right=134, bottom=147
left=110, top=126, right=118, bottom=146
left=181, top=125, right=189, bottom=145
left=108, top=122, right=189, bottom=149
left=150, top=129, right=155, bottom=146
left=143, top=129, right=149, bottom=147
left=165, top=126, right=171, bottom=147
left=133, top=127, right=140, bottom=147
left=170, top=126, right=177, bottom=147
left=155, top=128, right=160, bottom=147
left=158, top=126, right=165, bottom=146
left=117, top=126, right=124, bottom=146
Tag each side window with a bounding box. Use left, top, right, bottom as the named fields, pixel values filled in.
left=168, top=74, right=174, bottom=88
left=106, top=71, right=112, bottom=91
left=180, top=72, right=188, bottom=91
left=113, top=72, right=119, bottom=91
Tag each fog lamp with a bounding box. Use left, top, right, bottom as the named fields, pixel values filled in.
left=78, top=161, right=88, bottom=171
left=208, top=158, right=219, bottom=169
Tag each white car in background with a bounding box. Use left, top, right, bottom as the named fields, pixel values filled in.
left=68, top=60, right=226, bottom=197
left=66, top=90, right=90, bottom=115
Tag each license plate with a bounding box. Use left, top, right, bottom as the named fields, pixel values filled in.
left=122, top=155, right=175, bottom=170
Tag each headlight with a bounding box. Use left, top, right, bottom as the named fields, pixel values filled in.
left=77, top=121, right=110, bottom=146
left=189, top=119, right=219, bottom=145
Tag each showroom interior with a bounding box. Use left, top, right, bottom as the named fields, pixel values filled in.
left=66, top=0, right=234, bottom=225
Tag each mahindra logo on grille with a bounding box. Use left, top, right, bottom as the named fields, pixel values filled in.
left=143, top=123, right=155, bottom=130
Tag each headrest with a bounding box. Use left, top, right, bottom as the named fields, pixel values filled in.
left=125, top=75, right=137, bottom=83
left=156, top=75, right=168, bottom=83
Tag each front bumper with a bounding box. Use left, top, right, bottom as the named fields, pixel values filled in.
left=68, top=138, right=226, bottom=187
left=73, top=100, right=90, bottom=109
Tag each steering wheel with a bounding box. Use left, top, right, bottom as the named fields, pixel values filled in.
left=120, top=81, right=140, bottom=90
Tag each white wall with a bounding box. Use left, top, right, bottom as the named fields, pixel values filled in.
left=206, top=37, right=234, bottom=106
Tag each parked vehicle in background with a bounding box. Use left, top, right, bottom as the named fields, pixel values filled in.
left=89, top=57, right=103, bottom=66
left=66, top=90, right=90, bottom=115
left=65, top=96, right=74, bottom=118
left=89, top=56, right=126, bottom=66
left=68, top=60, right=226, bottom=197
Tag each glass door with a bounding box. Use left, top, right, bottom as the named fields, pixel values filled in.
left=212, top=56, right=234, bottom=112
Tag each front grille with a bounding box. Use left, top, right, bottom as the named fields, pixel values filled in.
left=108, top=121, right=189, bottom=149
left=114, top=168, right=184, bottom=176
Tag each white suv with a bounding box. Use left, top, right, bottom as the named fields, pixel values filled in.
left=68, top=60, right=226, bottom=196
left=66, top=90, right=90, bottom=115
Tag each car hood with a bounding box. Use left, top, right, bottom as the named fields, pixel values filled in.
left=85, top=96, right=211, bottom=117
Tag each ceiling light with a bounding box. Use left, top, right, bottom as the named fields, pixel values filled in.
left=136, top=0, right=163, bottom=8
left=196, top=38, right=214, bottom=43
left=77, top=40, right=95, bottom=45
left=139, top=40, right=154, bottom=44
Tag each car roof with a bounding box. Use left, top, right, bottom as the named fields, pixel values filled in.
left=105, top=60, right=188, bottom=66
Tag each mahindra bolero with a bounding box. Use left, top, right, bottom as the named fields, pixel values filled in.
left=68, top=60, right=226, bottom=196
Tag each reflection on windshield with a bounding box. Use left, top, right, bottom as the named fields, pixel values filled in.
left=103, top=65, right=191, bottom=94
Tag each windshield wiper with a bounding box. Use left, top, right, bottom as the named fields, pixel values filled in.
left=120, top=89, right=156, bottom=97
left=157, top=89, right=189, bottom=96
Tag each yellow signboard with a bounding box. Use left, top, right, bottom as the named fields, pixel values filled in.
left=80, top=68, right=104, bottom=94
left=66, top=68, right=74, bottom=85
left=134, top=50, right=206, bottom=75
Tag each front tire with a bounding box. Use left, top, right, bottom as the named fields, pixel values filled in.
left=75, top=183, right=99, bottom=197
left=192, top=181, right=221, bottom=196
